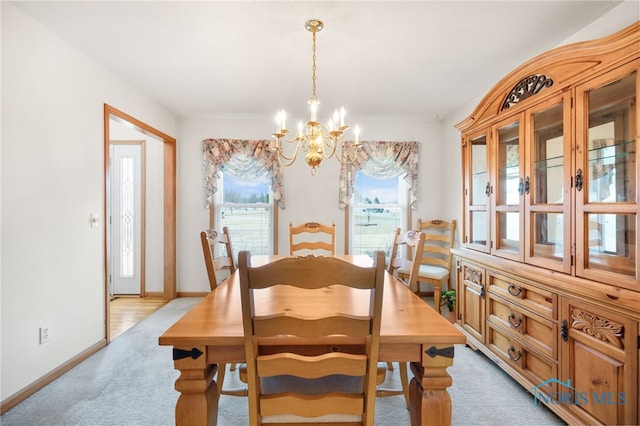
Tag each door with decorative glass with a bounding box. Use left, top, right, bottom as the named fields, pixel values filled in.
left=110, top=143, right=143, bottom=295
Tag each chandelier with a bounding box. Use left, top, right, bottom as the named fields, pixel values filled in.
left=271, top=19, right=361, bottom=174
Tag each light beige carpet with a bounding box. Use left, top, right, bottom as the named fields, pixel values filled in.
left=1, top=297, right=566, bottom=425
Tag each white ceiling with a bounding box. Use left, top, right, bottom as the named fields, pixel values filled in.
left=12, top=1, right=625, bottom=123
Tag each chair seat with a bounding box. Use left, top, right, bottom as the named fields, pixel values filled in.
left=262, top=374, right=364, bottom=395
left=417, top=264, right=449, bottom=281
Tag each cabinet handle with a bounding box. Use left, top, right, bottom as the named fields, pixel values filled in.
left=507, top=283, right=522, bottom=296
left=485, top=182, right=491, bottom=197
left=518, top=177, right=524, bottom=195
left=575, top=169, right=583, bottom=191
left=524, top=176, right=530, bottom=195
left=508, top=313, right=522, bottom=328
left=561, top=319, right=568, bottom=342
left=480, top=285, right=485, bottom=299
left=508, top=346, right=522, bottom=361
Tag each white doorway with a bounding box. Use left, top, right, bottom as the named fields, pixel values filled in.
left=110, top=143, right=144, bottom=295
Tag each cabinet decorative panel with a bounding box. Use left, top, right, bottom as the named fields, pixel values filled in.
left=561, top=298, right=637, bottom=425
left=457, top=259, right=485, bottom=344
left=454, top=22, right=639, bottom=426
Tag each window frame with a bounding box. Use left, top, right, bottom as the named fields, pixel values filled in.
left=210, top=171, right=278, bottom=257
left=346, top=173, right=411, bottom=255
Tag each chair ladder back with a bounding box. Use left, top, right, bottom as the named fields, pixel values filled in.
left=289, top=221, right=336, bottom=255
left=238, top=250, right=385, bottom=425
left=415, top=219, right=457, bottom=311
left=388, top=228, right=426, bottom=294
left=417, top=219, right=456, bottom=268
left=200, top=227, right=235, bottom=290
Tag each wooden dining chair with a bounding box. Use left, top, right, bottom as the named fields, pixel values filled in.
left=379, top=228, right=426, bottom=409
left=200, top=227, right=245, bottom=397
left=238, top=250, right=386, bottom=425
left=200, top=227, right=235, bottom=290
left=412, top=219, right=456, bottom=314
left=289, top=221, right=336, bottom=255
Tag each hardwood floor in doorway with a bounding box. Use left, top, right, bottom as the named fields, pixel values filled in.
left=110, top=297, right=167, bottom=339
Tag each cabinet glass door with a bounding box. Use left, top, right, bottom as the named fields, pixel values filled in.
left=526, top=95, right=571, bottom=273
left=465, top=132, right=491, bottom=253
left=493, top=115, right=524, bottom=260
left=576, top=64, right=638, bottom=290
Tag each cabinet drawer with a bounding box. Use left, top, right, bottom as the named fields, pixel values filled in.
left=488, top=273, right=557, bottom=320
left=487, top=294, right=558, bottom=360
left=487, top=323, right=558, bottom=394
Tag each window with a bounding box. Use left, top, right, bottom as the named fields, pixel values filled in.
left=350, top=173, right=408, bottom=257
left=339, top=141, right=419, bottom=257
left=214, top=171, right=274, bottom=259
left=202, top=138, right=284, bottom=259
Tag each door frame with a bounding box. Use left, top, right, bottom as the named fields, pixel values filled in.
left=103, top=104, right=176, bottom=342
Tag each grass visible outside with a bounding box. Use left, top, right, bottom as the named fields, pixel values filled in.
left=352, top=209, right=401, bottom=257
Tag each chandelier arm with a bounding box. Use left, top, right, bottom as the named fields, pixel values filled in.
left=335, top=146, right=360, bottom=164
left=275, top=137, right=303, bottom=164
left=323, top=136, right=339, bottom=160
left=277, top=153, right=298, bottom=167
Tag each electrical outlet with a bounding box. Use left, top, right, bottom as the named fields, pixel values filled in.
left=39, top=326, right=51, bottom=344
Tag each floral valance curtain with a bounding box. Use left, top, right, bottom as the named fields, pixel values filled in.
left=338, top=141, right=419, bottom=210
left=202, top=138, right=285, bottom=208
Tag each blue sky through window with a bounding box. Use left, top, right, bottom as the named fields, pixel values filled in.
left=222, top=173, right=269, bottom=203
left=355, top=173, right=398, bottom=204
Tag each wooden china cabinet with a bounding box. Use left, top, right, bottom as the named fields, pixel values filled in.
left=453, top=22, right=639, bottom=425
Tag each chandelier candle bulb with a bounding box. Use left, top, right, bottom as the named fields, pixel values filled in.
left=310, top=101, right=318, bottom=122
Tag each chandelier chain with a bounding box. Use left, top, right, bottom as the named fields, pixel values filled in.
left=311, top=31, right=317, bottom=102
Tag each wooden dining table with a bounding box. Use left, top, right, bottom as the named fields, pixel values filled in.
left=159, top=255, right=466, bottom=425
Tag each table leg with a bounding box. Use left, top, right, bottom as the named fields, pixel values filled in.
left=173, top=346, right=219, bottom=426
left=408, top=345, right=455, bottom=426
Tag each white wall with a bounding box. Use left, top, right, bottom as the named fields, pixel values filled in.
left=0, top=3, right=177, bottom=401
left=177, top=118, right=441, bottom=293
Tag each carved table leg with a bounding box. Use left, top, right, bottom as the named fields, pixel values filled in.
left=409, top=345, right=455, bottom=426
left=173, top=346, right=219, bottom=426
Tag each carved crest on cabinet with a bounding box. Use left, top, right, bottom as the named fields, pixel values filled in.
left=570, top=308, right=624, bottom=349
left=464, top=268, right=482, bottom=286
left=501, top=74, right=554, bottom=110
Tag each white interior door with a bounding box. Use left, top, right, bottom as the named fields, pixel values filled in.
left=110, top=144, right=142, bottom=295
